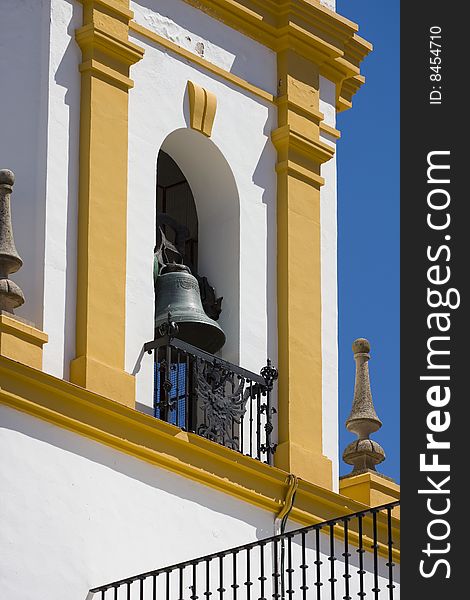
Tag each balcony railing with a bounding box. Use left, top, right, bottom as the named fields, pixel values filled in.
left=143, top=334, right=278, bottom=464
left=90, top=501, right=400, bottom=599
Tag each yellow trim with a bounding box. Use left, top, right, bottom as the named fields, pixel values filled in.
left=129, top=21, right=275, bottom=104
left=129, top=20, right=341, bottom=139
left=182, top=0, right=372, bottom=111
left=272, top=125, right=335, bottom=164
left=0, top=314, right=48, bottom=370
left=340, top=473, right=401, bottom=518
left=272, top=48, right=335, bottom=488
left=71, top=0, right=143, bottom=406
left=275, top=160, right=325, bottom=187
left=187, top=81, right=218, bottom=137
left=78, top=59, right=134, bottom=90
left=276, top=474, right=299, bottom=522
left=129, top=3, right=370, bottom=112
left=319, top=121, right=341, bottom=140
left=0, top=355, right=399, bottom=561
left=276, top=94, right=324, bottom=124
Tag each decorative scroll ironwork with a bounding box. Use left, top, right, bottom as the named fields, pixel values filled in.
left=145, top=336, right=277, bottom=462
left=195, top=358, right=247, bottom=449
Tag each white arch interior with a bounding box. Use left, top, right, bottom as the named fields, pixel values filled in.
left=160, top=128, right=240, bottom=364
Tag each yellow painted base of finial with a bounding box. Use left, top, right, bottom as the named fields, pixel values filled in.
left=0, top=313, right=48, bottom=370
left=340, top=471, right=400, bottom=517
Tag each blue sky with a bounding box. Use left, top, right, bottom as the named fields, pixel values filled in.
left=336, top=1, right=400, bottom=482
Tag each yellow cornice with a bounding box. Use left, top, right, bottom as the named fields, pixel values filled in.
left=182, top=0, right=372, bottom=110
left=0, top=355, right=399, bottom=561
left=130, top=21, right=342, bottom=139
left=272, top=125, right=336, bottom=165
left=76, top=23, right=144, bottom=66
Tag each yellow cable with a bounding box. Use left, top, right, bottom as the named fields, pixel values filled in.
left=275, top=474, right=299, bottom=530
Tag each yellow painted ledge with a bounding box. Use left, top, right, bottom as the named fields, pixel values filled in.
left=340, top=472, right=401, bottom=518
left=0, top=355, right=399, bottom=560
left=0, top=313, right=48, bottom=370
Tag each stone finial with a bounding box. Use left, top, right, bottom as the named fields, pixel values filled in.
left=342, top=338, right=385, bottom=476
left=0, top=169, right=25, bottom=313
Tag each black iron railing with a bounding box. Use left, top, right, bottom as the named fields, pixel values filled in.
left=90, top=501, right=400, bottom=599
left=143, top=333, right=278, bottom=463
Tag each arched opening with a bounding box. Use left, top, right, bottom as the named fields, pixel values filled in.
left=152, top=129, right=241, bottom=433
left=156, top=128, right=240, bottom=363
left=154, top=149, right=226, bottom=354
left=156, top=151, right=199, bottom=276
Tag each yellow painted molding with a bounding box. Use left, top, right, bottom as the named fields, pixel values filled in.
left=75, top=23, right=144, bottom=66
left=78, top=59, right=134, bottom=90
left=272, top=125, right=336, bottom=165
left=337, top=74, right=366, bottom=113
left=187, top=81, right=218, bottom=137
left=72, top=0, right=143, bottom=405
left=276, top=94, right=324, bottom=125
left=83, top=0, right=134, bottom=21
left=275, top=160, right=325, bottom=187
left=340, top=472, right=401, bottom=518
left=0, top=355, right=399, bottom=561
left=0, top=314, right=48, bottom=370
left=129, top=21, right=275, bottom=104
left=182, top=0, right=372, bottom=111
left=320, top=121, right=341, bottom=140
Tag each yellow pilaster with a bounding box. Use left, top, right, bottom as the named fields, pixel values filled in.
left=273, top=48, right=335, bottom=488
left=70, top=0, right=144, bottom=407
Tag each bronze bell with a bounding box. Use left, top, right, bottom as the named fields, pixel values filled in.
left=155, top=263, right=226, bottom=354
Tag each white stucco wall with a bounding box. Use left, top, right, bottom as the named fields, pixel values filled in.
left=0, top=0, right=81, bottom=379
left=131, top=0, right=277, bottom=97
left=0, top=0, right=51, bottom=329
left=319, top=76, right=339, bottom=491
left=0, top=405, right=276, bottom=600
left=320, top=0, right=336, bottom=12
left=126, top=1, right=278, bottom=413
left=42, top=0, right=81, bottom=379
left=0, top=406, right=398, bottom=600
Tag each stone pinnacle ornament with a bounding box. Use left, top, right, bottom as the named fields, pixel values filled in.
left=0, top=169, right=25, bottom=313
left=342, top=338, right=385, bottom=476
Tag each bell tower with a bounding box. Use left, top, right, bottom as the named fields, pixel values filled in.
left=0, top=0, right=372, bottom=491
left=0, top=3, right=400, bottom=599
